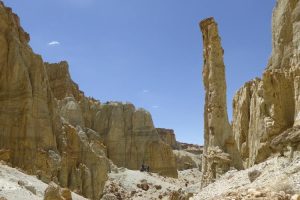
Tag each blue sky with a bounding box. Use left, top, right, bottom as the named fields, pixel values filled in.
left=5, top=0, right=275, bottom=144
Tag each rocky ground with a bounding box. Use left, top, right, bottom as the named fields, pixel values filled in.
left=1, top=153, right=300, bottom=200
left=192, top=153, right=300, bottom=200
left=101, top=167, right=201, bottom=199
left=0, top=162, right=87, bottom=200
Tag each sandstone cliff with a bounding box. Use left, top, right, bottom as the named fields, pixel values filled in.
left=0, top=3, right=109, bottom=199
left=232, top=0, right=300, bottom=168
left=200, top=0, right=300, bottom=187
left=45, top=60, right=178, bottom=178
left=0, top=1, right=178, bottom=199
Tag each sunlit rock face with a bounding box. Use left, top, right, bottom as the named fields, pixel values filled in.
left=156, top=128, right=178, bottom=149
left=0, top=2, right=110, bottom=199
left=199, top=17, right=242, bottom=187
left=0, top=4, right=178, bottom=198
left=232, top=0, right=300, bottom=168
left=92, top=103, right=178, bottom=178
left=46, top=61, right=178, bottom=178
left=200, top=0, right=300, bottom=188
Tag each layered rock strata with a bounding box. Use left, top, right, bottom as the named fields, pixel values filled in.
left=45, top=59, right=178, bottom=178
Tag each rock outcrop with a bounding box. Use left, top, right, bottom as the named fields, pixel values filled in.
left=199, top=17, right=242, bottom=187
left=44, top=182, right=72, bottom=200
left=232, top=0, right=300, bottom=168
left=200, top=0, right=300, bottom=187
left=91, top=103, right=178, bottom=178
left=0, top=3, right=109, bottom=199
left=157, top=128, right=178, bottom=149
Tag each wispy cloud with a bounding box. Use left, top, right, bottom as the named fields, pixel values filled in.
left=143, top=89, right=150, bottom=93
left=152, top=105, right=159, bottom=109
left=48, top=41, right=60, bottom=46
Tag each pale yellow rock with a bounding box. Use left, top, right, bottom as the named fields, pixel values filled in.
left=0, top=2, right=109, bottom=199
left=199, top=17, right=242, bottom=187
left=232, top=0, right=300, bottom=168
left=156, top=128, right=178, bottom=149
left=93, top=103, right=178, bottom=178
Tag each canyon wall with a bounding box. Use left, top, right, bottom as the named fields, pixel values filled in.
left=232, top=0, right=300, bottom=167
left=0, top=1, right=178, bottom=199
left=200, top=0, right=300, bottom=187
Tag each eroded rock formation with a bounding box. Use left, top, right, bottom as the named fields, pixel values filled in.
left=0, top=3, right=109, bottom=199
left=156, top=128, right=178, bottom=149
left=0, top=1, right=178, bottom=199
left=200, top=0, right=300, bottom=187
left=232, top=0, right=300, bottom=168
left=199, top=17, right=242, bottom=187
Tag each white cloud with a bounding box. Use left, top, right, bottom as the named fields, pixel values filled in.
left=142, top=89, right=150, bottom=93
left=152, top=105, right=159, bottom=109
left=48, top=41, right=60, bottom=46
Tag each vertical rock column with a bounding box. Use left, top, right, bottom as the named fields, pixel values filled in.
left=200, top=17, right=241, bottom=187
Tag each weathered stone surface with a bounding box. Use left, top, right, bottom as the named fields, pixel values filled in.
left=173, top=150, right=200, bottom=170
left=57, top=123, right=109, bottom=199
left=46, top=61, right=178, bottom=178
left=45, top=62, right=82, bottom=101
left=268, top=0, right=300, bottom=70
left=157, top=128, right=178, bottom=149
left=199, top=17, right=242, bottom=187
left=0, top=2, right=109, bottom=199
left=44, top=182, right=72, bottom=200
left=199, top=0, right=300, bottom=188
left=0, top=3, right=178, bottom=199
left=92, top=102, right=178, bottom=178
left=0, top=0, right=60, bottom=180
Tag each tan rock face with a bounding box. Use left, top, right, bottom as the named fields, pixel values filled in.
left=157, top=128, right=178, bottom=149
left=0, top=2, right=109, bottom=199
left=232, top=0, right=300, bottom=168
left=45, top=62, right=82, bottom=101
left=200, top=0, right=300, bottom=186
left=199, top=17, right=242, bottom=187
left=0, top=4, right=178, bottom=199
left=44, top=182, right=72, bottom=200
left=92, top=103, right=178, bottom=178
left=0, top=1, right=60, bottom=178
left=46, top=62, right=178, bottom=178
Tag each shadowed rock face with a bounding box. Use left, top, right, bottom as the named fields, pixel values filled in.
left=200, top=0, right=300, bottom=187
left=199, top=17, right=242, bottom=187
left=91, top=103, right=178, bottom=178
